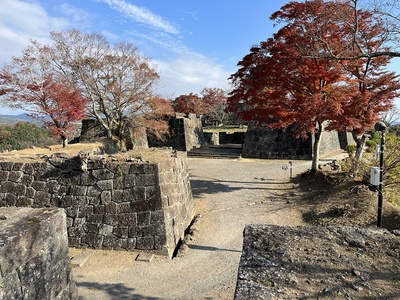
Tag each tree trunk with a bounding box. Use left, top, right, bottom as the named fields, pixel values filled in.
left=62, top=137, right=68, bottom=148
left=353, top=132, right=369, bottom=161
left=107, top=128, right=112, bottom=139
left=311, top=122, right=323, bottom=172
left=350, top=132, right=370, bottom=175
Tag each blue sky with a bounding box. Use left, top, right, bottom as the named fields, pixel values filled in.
left=0, top=0, right=289, bottom=114
left=0, top=0, right=399, bottom=115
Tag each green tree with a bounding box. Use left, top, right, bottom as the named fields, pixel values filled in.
left=0, top=122, right=56, bottom=151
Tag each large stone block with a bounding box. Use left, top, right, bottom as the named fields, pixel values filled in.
left=0, top=207, right=77, bottom=300
left=0, top=149, right=194, bottom=258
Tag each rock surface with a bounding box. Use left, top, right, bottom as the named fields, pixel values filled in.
left=235, top=224, right=400, bottom=299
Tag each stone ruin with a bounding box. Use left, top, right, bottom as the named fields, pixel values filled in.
left=0, top=148, right=195, bottom=258
left=80, top=113, right=206, bottom=152
left=0, top=207, right=77, bottom=299
left=234, top=224, right=400, bottom=299
left=242, top=125, right=354, bottom=159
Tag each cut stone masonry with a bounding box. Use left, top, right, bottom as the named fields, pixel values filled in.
left=0, top=149, right=195, bottom=258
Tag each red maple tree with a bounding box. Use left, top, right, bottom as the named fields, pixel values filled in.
left=172, top=93, right=205, bottom=117
left=136, top=96, right=175, bottom=141
left=228, top=0, right=400, bottom=171
left=200, top=87, right=229, bottom=125
left=0, top=71, right=87, bottom=147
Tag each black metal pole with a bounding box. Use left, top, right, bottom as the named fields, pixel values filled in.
left=377, top=130, right=385, bottom=227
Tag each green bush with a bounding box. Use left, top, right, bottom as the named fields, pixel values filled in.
left=345, top=144, right=356, bottom=156
left=0, top=122, right=57, bottom=151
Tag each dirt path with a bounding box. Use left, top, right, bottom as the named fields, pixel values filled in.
left=72, top=157, right=312, bottom=300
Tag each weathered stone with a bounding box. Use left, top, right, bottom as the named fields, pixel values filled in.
left=150, top=210, right=165, bottom=225
left=26, top=187, right=36, bottom=198
left=112, top=189, right=124, bottom=203
left=104, top=202, right=118, bottom=214
left=136, top=236, right=155, bottom=250
left=82, top=233, right=104, bottom=248
left=141, top=224, right=165, bottom=237
left=84, top=222, right=99, bottom=234
left=31, top=181, right=47, bottom=192
left=134, top=186, right=146, bottom=200
left=20, top=174, right=34, bottom=186
left=93, top=205, right=105, bottom=214
left=0, top=161, right=13, bottom=171
left=103, top=214, right=119, bottom=226
left=125, top=238, right=136, bottom=250
left=86, top=214, right=103, bottom=223
left=11, top=162, right=24, bottom=171
left=87, top=158, right=106, bottom=170
left=70, top=185, right=87, bottom=196
left=5, top=193, right=17, bottom=206
left=113, top=176, right=124, bottom=190
left=13, top=184, right=27, bottom=197
left=138, top=211, right=151, bottom=226
left=118, top=213, right=137, bottom=226
left=80, top=172, right=97, bottom=185
left=79, top=205, right=94, bottom=217
left=136, top=173, right=157, bottom=186
left=92, top=168, right=114, bottom=180
left=128, top=226, right=141, bottom=238
left=101, top=190, right=112, bottom=204
left=21, top=163, right=34, bottom=175
left=2, top=181, right=15, bottom=193
left=123, top=174, right=136, bottom=188
left=113, top=226, right=128, bottom=239
left=102, top=235, right=118, bottom=249
left=145, top=186, right=159, bottom=201
left=0, top=207, right=77, bottom=300
left=87, top=185, right=102, bottom=197
left=118, top=202, right=132, bottom=213
left=73, top=217, right=85, bottom=227
left=16, top=196, right=33, bottom=207
left=122, top=188, right=136, bottom=201
left=0, top=150, right=194, bottom=258
left=0, top=170, right=9, bottom=181
left=88, top=196, right=100, bottom=205
left=96, top=179, right=113, bottom=190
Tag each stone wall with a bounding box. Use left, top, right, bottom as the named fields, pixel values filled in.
left=242, top=125, right=351, bottom=159
left=169, top=113, right=206, bottom=151
left=81, top=115, right=206, bottom=152
left=0, top=149, right=194, bottom=258
left=80, top=119, right=149, bottom=151
left=242, top=126, right=313, bottom=159
left=0, top=207, right=77, bottom=299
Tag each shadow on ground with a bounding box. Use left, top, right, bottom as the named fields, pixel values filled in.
left=77, top=282, right=161, bottom=300
left=190, top=177, right=293, bottom=198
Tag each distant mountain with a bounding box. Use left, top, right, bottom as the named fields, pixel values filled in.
left=0, top=114, right=39, bottom=125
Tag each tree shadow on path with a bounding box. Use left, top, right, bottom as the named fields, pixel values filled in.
left=77, top=281, right=161, bottom=300
left=190, top=176, right=293, bottom=198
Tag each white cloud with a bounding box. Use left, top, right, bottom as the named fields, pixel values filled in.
left=99, top=0, right=179, bottom=34
left=154, top=55, right=231, bottom=97
left=60, top=3, right=92, bottom=29
left=0, top=0, right=69, bottom=64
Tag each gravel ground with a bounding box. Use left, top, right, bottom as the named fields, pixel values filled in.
left=72, top=157, right=314, bottom=300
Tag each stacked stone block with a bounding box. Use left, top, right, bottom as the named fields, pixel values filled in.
left=0, top=149, right=194, bottom=258
left=0, top=207, right=77, bottom=299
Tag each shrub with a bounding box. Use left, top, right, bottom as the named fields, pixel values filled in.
left=345, top=144, right=356, bottom=156
left=0, top=122, right=57, bottom=151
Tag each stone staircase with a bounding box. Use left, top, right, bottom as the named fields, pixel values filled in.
left=187, top=144, right=243, bottom=159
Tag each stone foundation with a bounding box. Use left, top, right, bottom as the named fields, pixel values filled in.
left=0, top=149, right=194, bottom=258
left=242, top=125, right=352, bottom=159
left=0, top=207, right=77, bottom=299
